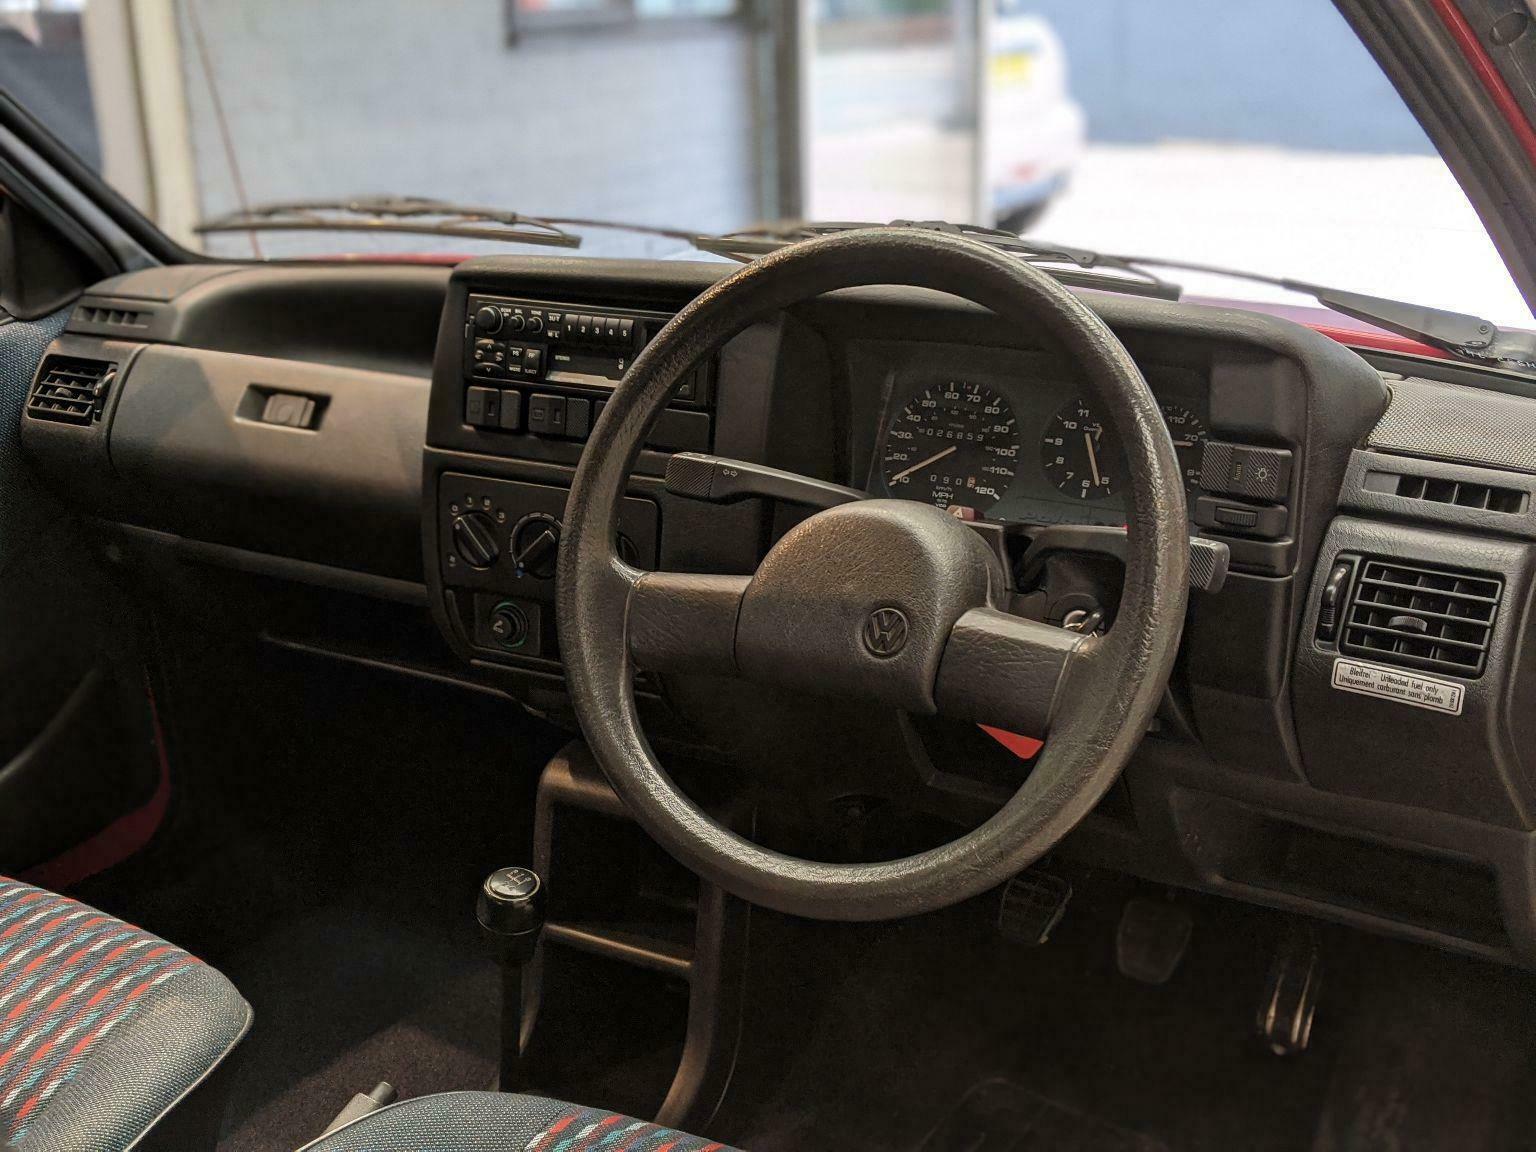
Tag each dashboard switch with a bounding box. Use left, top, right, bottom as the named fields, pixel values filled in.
left=465, top=386, right=500, bottom=428
left=527, top=393, right=566, bottom=436
left=1193, top=495, right=1288, bottom=539
left=499, top=390, right=522, bottom=431
left=1214, top=506, right=1258, bottom=528
left=1199, top=442, right=1292, bottom=503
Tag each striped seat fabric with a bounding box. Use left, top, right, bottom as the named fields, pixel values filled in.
left=0, top=876, right=250, bottom=1152
left=302, top=1090, right=743, bottom=1152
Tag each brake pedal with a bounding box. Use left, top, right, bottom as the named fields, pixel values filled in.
left=997, top=868, right=1072, bottom=945
left=1257, top=925, right=1322, bottom=1056
left=1115, top=896, right=1192, bottom=984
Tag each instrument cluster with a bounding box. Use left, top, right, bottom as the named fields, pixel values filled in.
left=862, top=344, right=1208, bottom=526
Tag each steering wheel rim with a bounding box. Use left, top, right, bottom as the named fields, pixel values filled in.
left=558, top=228, right=1188, bottom=921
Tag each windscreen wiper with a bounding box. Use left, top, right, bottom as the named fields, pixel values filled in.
left=696, top=219, right=1182, bottom=299
left=196, top=196, right=585, bottom=248
left=1059, top=250, right=1536, bottom=371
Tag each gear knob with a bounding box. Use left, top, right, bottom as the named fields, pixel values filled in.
left=477, top=867, right=546, bottom=965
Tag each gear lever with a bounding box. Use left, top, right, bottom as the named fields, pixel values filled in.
left=476, top=866, right=546, bottom=1092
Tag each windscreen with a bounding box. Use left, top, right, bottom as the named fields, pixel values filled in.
left=2, top=0, right=1529, bottom=327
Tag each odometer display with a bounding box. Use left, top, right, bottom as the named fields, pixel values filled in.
left=881, top=382, right=1019, bottom=514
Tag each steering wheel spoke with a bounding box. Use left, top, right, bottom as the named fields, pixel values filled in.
left=935, top=607, right=1094, bottom=737
left=627, top=570, right=751, bottom=676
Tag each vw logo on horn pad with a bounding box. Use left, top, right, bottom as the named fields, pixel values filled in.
left=862, top=608, right=910, bottom=658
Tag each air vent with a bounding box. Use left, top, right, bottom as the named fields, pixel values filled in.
left=74, top=304, right=149, bottom=329
left=1386, top=472, right=1525, bottom=514
left=26, top=356, right=116, bottom=425
left=1340, top=559, right=1501, bottom=678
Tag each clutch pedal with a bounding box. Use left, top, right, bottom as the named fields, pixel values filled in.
left=997, top=868, right=1072, bottom=945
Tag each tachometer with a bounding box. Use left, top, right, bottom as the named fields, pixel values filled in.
left=881, top=382, right=1019, bottom=514
left=1041, top=397, right=1121, bottom=500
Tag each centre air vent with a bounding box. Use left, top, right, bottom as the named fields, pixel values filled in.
left=1340, top=559, right=1501, bottom=678
left=26, top=356, right=116, bottom=425
left=73, top=304, right=150, bottom=329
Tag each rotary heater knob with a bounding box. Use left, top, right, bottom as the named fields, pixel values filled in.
left=510, top=514, right=561, bottom=579
left=452, top=511, right=501, bottom=569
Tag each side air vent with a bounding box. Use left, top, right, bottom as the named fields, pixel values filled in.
left=1340, top=559, right=1502, bottom=678
left=26, top=356, right=117, bottom=425
left=73, top=304, right=150, bottom=329
left=1366, top=469, right=1527, bottom=514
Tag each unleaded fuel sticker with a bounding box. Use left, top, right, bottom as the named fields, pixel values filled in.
left=1331, top=657, right=1465, bottom=716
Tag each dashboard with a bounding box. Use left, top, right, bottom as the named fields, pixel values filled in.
left=21, top=254, right=1536, bottom=970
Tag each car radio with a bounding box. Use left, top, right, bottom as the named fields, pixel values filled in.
left=460, top=294, right=711, bottom=452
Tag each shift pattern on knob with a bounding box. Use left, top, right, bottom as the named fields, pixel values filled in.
left=477, top=866, right=546, bottom=941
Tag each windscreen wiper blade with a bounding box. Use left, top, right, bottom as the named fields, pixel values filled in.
left=695, top=219, right=1183, bottom=299
left=1067, top=250, right=1536, bottom=370
left=196, top=195, right=584, bottom=248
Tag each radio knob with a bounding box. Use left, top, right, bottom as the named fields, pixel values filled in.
left=452, top=511, right=501, bottom=569
left=473, top=306, right=503, bottom=335
left=507, top=313, right=526, bottom=333
left=525, top=314, right=544, bottom=334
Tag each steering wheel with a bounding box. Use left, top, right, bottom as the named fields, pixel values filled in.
left=558, top=228, right=1188, bottom=921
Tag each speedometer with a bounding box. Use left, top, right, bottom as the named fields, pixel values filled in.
left=881, top=382, right=1019, bottom=514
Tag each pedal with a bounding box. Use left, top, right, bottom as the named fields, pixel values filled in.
left=321, top=1081, right=398, bottom=1136
left=1115, top=896, right=1192, bottom=984
left=1257, top=924, right=1322, bottom=1056
left=997, top=868, right=1072, bottom=945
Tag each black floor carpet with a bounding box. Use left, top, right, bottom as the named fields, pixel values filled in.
left=712, top=872, right=1536, bottom=1152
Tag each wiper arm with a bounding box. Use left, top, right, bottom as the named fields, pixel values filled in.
left=196, top=195, right=584, bottom=248
left=1076, top=250, right=1536, bottom=370
left=696, top=219, right=1182, bottom=299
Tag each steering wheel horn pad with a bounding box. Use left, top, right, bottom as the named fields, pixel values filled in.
left=735, top=499, right=1000, bottom=714
left=558, top=228, right=1188, bottom=921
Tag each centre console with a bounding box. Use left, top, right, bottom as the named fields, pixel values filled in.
left=423, top=259, right=783, bottom=679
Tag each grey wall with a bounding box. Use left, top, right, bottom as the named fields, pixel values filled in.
left=1020, top=0, right=1435, bottom=155
left=179, top=0, right=765, bottom=258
